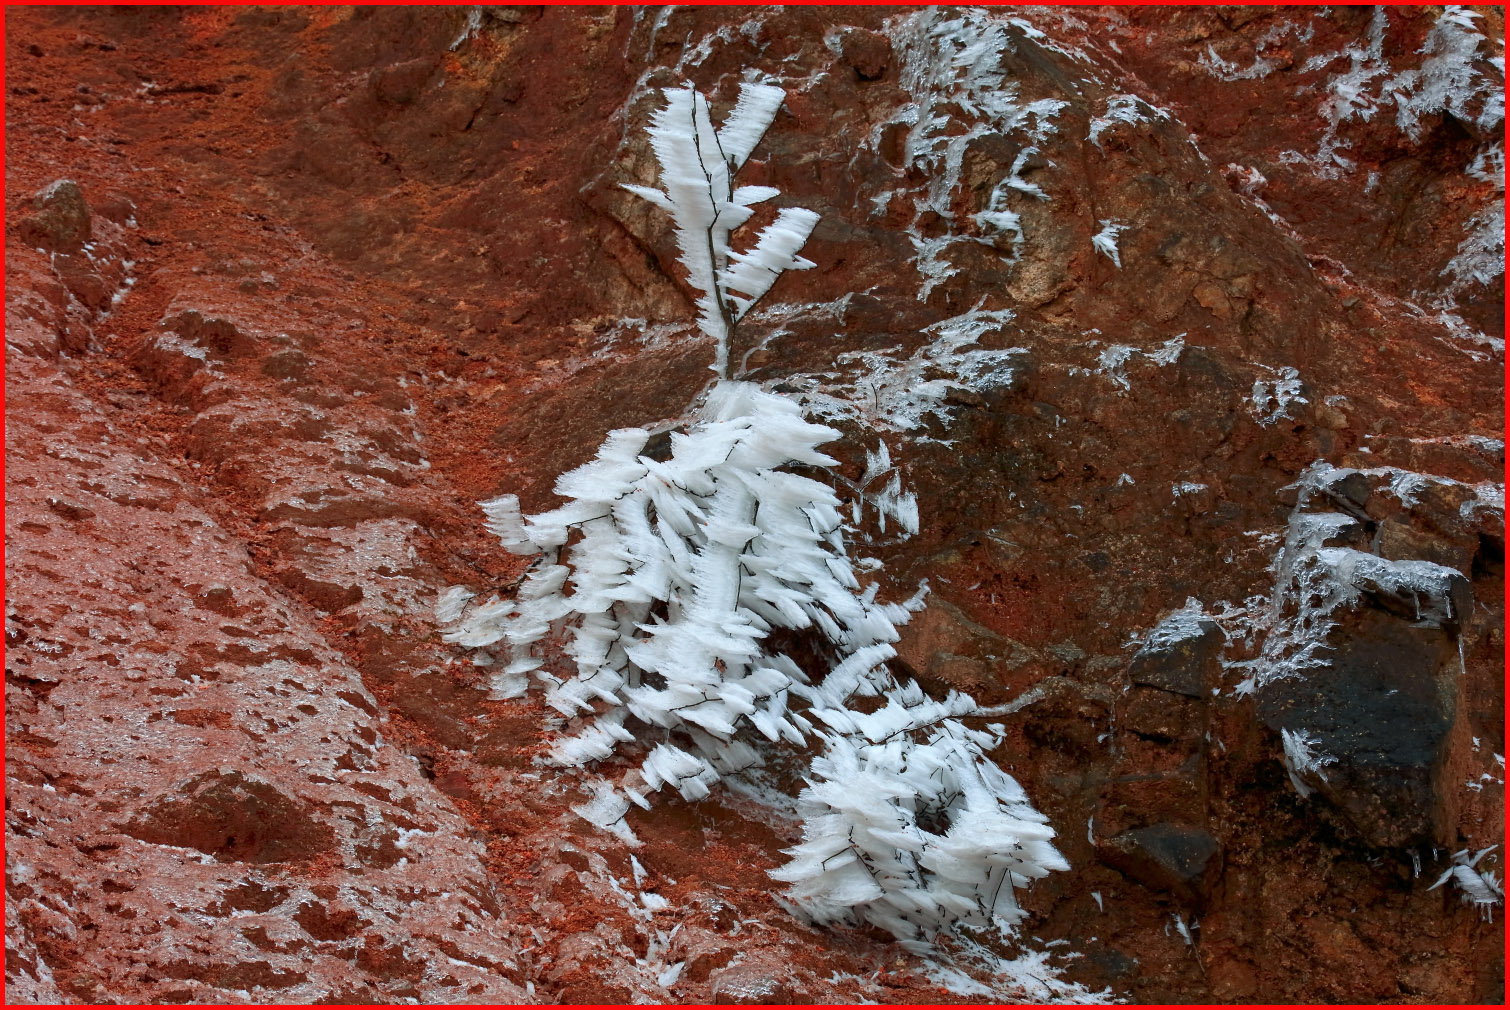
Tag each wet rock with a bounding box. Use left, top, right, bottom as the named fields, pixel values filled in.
left=1099, top=752, right=1209, bottom=835
left=1021, top=678, right=1112, bottom=758
left=261, top=348, right=312, bottom=381
left=1258, top=607, right=1467, bottom=849
left=272, top=566, right=365, bottom=613
left=1120, top=687, right=1203, bottom=742
left=892, top=597, right=1037, bottom=699
left=711, top=964, right=802, bottom=1004
left=669, top=924, right=738, bottom=982
left=369, top=57, right=436, bottom=106
left=131, top=331, right=211, bottom=406
left=160, top=307, right=258, bottom=359
left=44, top=496, right=95, bottom=521
left=833, top=26, right=891, bottom=80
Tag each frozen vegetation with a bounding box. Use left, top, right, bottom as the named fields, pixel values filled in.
left=441, top=79, right=1070, bottom=952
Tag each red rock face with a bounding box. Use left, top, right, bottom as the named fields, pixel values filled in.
left=5, top=6, right=1502, bottom=1004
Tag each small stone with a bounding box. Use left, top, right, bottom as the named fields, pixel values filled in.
left=45, top=496, right=96, bottom=521
left=1127, top=613, right=1222, bottom=698
left=1120, top=687, right=1203, bottom=742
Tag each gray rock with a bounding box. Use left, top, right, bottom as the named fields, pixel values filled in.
left=1099, top=822, right=1221, bottom=899
left=1258, top=607, right=1465, bottom=848
left=1128, top=609, right=1223, bottom=697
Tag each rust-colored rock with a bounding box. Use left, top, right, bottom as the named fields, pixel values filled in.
left=5, top=5, right=1503, bottom=1005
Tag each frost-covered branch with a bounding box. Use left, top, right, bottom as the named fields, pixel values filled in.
left=624, top=83, right=819, bottom=378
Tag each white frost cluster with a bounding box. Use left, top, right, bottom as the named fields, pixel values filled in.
left=1291, top=7, right=1502, bottom=177
left=1248, top=364, right=1308, bottom=426
left=1387, top=6, right=1504, bottom=142
left=795, top=302, right=1026, bottom=438
left=1429, top=846, right=1504, bottom=921
left=773, top=681, right=1068, bottom=947
left=1091, top=220, right=1127, bottom=268
left=622, top=83, right=818, bottom=378
left=441, top=384, right=1066, bottom=940
left=1283, top=7, right=1505, bottom=304
left=1279, top=727, right=1337, bottom=799
left=832, top=440, right=920, bottom=539
left=1092, top=333, right=1184, bottom=394
left=1445, top=143, right=1505, bottom=295
left=1087, top=93, right=1168, bottom=149
left=1232, top=461, right=1493, bottom=693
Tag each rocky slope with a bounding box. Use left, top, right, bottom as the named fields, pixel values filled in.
left=5, top=6, right=1503, bottom=1004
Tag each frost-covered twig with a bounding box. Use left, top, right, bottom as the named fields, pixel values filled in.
left=623, top=83, right=818, bottom=378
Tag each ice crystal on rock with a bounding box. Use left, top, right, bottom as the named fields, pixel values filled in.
left=1087, top=93, right=1167, bottom=149
left=1280, top=727, right=1337, bottom=799
left=793, top=302, right=1027, bottom=439
left=1230, top=461, right=1492, bottom=695
left=879, top=8, right=1068, bottom=298
left=1248, top=364, right=1308, bottom=426
left=1429, top=846, right=1504, bottom=921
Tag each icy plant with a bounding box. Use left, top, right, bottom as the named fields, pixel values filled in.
left=621, top=81, right=819, bottom=379
left=441, top=78, right=1066, bottom=948
left=774, top=681, right=1069, bottom=947
left=441, top=382, right=920, bottom=784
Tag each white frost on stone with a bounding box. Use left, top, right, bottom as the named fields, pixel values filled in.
left=879, top=8, right=1068, bottom=298
left=1280, top=727, right=1337, bottom=799
left=1249, top=365, right=1308, bottom=426
left=1094, top=334, right=1183, bottom=394
left=1087, top=93, right=1165, bottom=148
left=795, top=303, right=1025, bottom=439
left=1091, top=220, right=1126, bottom=268
left=1096, top=344, right=1135, bottom=392
left=1230, top=461, right=1491, bottom=693
left=1429, top=847, right=1504, bottom=921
